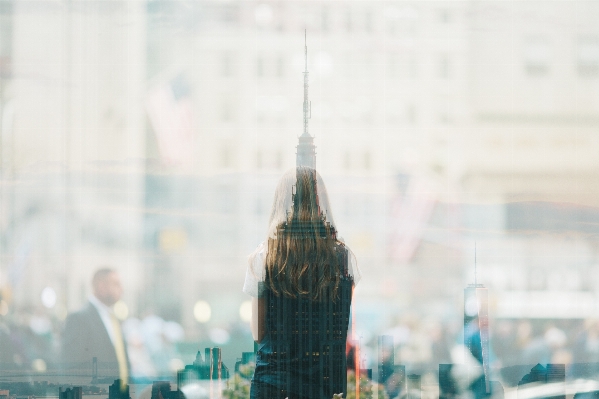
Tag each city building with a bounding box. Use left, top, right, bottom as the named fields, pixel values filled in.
left=150, top=382, right=184, bottom=399
left=58, top=387, right=82, bottom=399
left=439, top=364, right=457, bottom=399
left=464, top=283, right=490, bottom=397
left=407, top=374, right=421, bottom=399
left=177, top=348, right=230, bottom=387
left=233, top=352, right=255, bottom=377
left=108, top=380, right=130, bottom=399
left=2, top=1, right=599, bottom=357
left=518, top=364, right=565, bottom=399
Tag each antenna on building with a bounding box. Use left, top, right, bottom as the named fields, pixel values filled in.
left=303, top=29, right=311, bottom=138
left=296, top=30, right=316, bottom=168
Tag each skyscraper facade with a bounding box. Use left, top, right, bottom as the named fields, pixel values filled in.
left=464, top=284, right=490, bottom=397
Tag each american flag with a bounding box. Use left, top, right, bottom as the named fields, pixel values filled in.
left=146, top=74, right=194, bottom=167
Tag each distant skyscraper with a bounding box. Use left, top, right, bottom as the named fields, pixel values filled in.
left=407, top=374, right=421, bottom=399
left=387, top=365, right=406, bottom=399
left=518, top=364, right=565, bottom=399
left=378, top=335, right=394, bottom=383
left=108, top=380, right=130, bottom=399
left=150, top=382, right=183, bottom=399
left=464, top=247, right=490, bottom=395
left=177, top=347, right=230, bottom=388
left=296, top=32, right=316, bottom=169
left=234, top=352, right=255, bottom=375
left=59, top=387, right=82, bottom=399
left=439, top=364, right=458, bottom=399
left=464, top=284, right=490, bottom=390
left=547, top=363, right=566, bottom=399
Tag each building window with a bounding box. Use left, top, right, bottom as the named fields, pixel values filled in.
left=407, top=105, right=417, bottom=124
left=363, top=152, right=371, bottom=170
left=364, top=9, right=373, bottom=33
left=439, top=9, right=450, bottom=24
left=221, top=145, right=232, bottom=168
left=439, top=54, right=449, bottom=79
left=276, top=55, right=284, bottom=78
left=387, top=53, right=398, bottom=78
left=577, top=37, right=599, bottom=77
left=256, top=56, right=265, bottom=77
left=524, top=38, right=550, bottom=76
left=343, top=151, right=351, bottom=170
left=321, top=7, right=329, bottom=32
left=221, top=53, right=234, bottom=77
left=256, top=150, right=263, bottom=169
left=221, top=99, right=233, bottom=122
left=408, top=54, right=419, bottom=79
left=345, top=8, right=352, bottom=32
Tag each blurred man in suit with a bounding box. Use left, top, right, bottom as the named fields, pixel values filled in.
left=62, top=268, right=129, bottom=383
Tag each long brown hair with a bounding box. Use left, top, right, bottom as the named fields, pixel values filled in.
left=264, top=167, right=343, bottom=301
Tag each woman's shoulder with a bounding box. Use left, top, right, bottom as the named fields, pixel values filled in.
left=333, top=241, right=360, bottom=285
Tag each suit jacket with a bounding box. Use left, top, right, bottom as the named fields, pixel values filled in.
left=61, top=301, right=130, bottom=376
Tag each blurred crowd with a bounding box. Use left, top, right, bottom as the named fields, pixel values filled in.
left=2, top=304, right=599, bottom=386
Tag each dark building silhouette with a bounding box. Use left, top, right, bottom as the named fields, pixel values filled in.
left=518, top=363, right=565, bottom=399
left=59, top=387, right=82, bottom=399
left=378, top=335, right=394, bottom=383
left=388, top=365, right=406, bottom=398
left=439, top=364, right=458, bottom=399
left=260, top=261, right=352, bottom=398
left=234, top=352, right=255, bottom=375
left=547, top=363, right=566, bottom=387
left=377, top=335, right=407, bottom=398
left=407, top=374, right=421, bottom=399
left=108, top=380, right=130, bottom=399
left=150, top=382, right=184, bottom=399
left=177, top=347, right=230, bottom=387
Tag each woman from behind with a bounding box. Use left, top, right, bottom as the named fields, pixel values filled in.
left=243, top=166, right=360, bottom=399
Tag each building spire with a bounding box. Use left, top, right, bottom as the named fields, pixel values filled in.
left=296, top=30, right=316, bottom=168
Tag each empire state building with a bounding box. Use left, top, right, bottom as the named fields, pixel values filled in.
left=296, top=32, right=316, bottom=168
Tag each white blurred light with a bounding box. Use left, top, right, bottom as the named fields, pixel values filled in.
left=114, top=300, right=129, bottom=320
left=164, top=321, right=185, bottom=342
left=194, top=301, right=211, bottom=323
left=32, top=358, right=47, bottom=372
left=29, top=315, right=51, bottom=335
left=169, top=358, right=185, bottom=372
left=254, top=4, right=273, bottom=26
left=239, top=301, right=252, bottom=323
left=314, top=51, right=333, bottom=77
left=208, top=327, right=230, bottom=345
left=465, top=296, right=479, bottom=317
left=41, top=287, right=56, bottom=309
left=181, top=383, right=209, bottom=399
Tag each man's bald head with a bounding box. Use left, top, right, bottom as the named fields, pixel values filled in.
left=92, top=268, right=122, bottom=307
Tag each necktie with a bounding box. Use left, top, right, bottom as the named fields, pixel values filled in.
left=110, top=313, right=129, bottom=390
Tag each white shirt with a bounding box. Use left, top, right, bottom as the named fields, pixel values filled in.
left=243, top=241, right=361, bottom=298
left=88, top=295, right=117, bottom=345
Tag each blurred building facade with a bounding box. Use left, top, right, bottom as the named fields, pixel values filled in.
left=0, top=0, right=598, bottom=345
